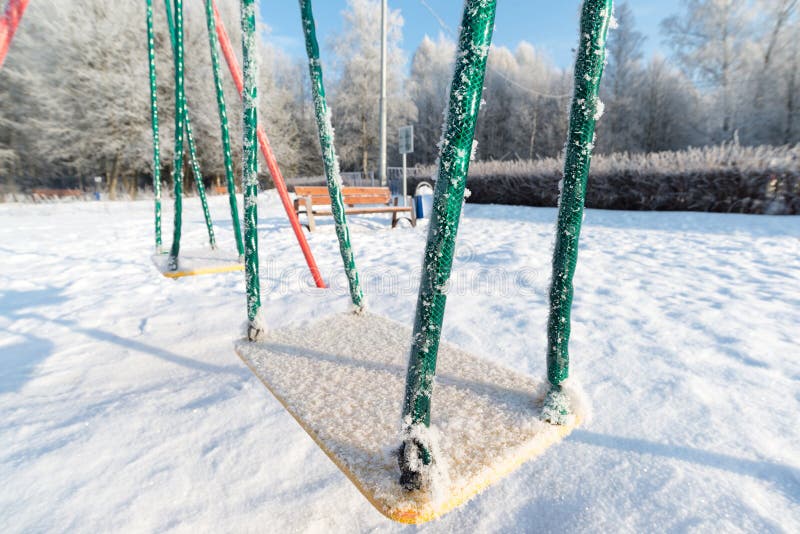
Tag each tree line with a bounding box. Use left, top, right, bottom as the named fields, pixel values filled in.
left=0, top=0, right=797, bottom=195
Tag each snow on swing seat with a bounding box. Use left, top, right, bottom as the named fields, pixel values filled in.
left=235, top=312, right=584, bottom=524
left=152, top=248, right=243, bottom=279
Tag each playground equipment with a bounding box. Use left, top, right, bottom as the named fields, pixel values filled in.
left=147, top=0, right=240, bottom=278
left=0, top=0, right=29, bottom=70
left=236, top=0, right=612, bottom=523
left=147, top=0, right=327, bottom=284
left=210, top=0, right=326, bottom=288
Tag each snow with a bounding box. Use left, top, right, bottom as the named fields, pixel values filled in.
left=1, top=194, right=799, bottom=532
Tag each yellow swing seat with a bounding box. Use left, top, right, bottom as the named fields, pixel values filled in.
left=152, top=248, right=243, bottom=279
left=236, top=312, right=582, bottom=524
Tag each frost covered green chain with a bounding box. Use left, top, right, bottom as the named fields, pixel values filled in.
left=167, top=0, right=186, bottom=269
left=204, top=0, right=244, bottom=259
left=241, top=0, right=261, bottom=331
left=399, top=0, right=496, bottom=490
left=545, top=0, right=612, bottom=406
left=299, top=0, right=364, bottom=311
left=185, top=114, right=216, bottom=249
left=145, top=0, right=162, bottom=252
left=165, top=0, right=216, bottom=255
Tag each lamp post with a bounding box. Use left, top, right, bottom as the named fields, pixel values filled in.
left=379, top=0, right=387, bottom=185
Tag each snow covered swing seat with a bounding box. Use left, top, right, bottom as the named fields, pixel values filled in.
left=152, top=249, right=243, bottom=279
left=232, top=0, right=612, bottom=524
left=236, top=312, right=583, bottom=523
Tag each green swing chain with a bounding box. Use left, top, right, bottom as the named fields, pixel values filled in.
left=145, top=0, right=162, bottom=252
left=543, top=0, right=612, bottom=422
left=167, top=0, right=187, bottom=269
left=298, top=0, right=364, bottom=311
left=241, top=0, right=262, bottom=330
left=165, top=0, right=217, bottom=262
left=204, top=0, right=244, bottom=259
left=399, top=0, right=496, bottom=488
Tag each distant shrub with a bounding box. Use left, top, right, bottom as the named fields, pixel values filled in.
left=404, top=143, right=800, bottom=215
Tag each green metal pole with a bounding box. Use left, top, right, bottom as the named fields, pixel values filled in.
left=164, top=0, right=216, bottom=251
left=543, top=0, right=613, bottom=423
left=204, top=0, right=244, bottom=259
left=298, top=0, right=364, bottom=311
left=398, top=0, right=496, bottom=490
left=167, top=0, right=186, bottom=270
left=241, top=0, right=262, bottom=339
left=145, top=0, right=162, bottom=252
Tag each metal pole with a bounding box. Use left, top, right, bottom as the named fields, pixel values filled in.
left=402, top=153, right=407, bottom=206
left=379, top=0, right=387, bottom=186
left=398, top=0, right=496, bottom=491
left=543, top=0, right=613, bottom=423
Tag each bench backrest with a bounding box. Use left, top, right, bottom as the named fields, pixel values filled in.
left=295, top=186, right=391, bottom=206
left=31, top=188, right=83, bottom=197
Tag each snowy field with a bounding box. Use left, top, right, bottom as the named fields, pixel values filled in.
left=1, top=193, right=798, bottom=532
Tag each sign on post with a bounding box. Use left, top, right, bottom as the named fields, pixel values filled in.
left=398, top=126, right=414, bottom=206
left=399, top=125, right=414, bottom=154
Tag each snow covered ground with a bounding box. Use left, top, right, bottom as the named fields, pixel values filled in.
left=1, top=193, right=798, bottom=532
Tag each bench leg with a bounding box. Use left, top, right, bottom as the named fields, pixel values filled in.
left=409, top=196, right=417, bottom=227
left=304, top=196, right=317, bottom=232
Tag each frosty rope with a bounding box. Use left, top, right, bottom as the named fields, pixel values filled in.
left=204, top=0, right=243, bottom=259
left=545, top=0, right=612, bottom=410
left=241, top=0, right=261, bottom=332
left=145, top=0, right=162, bottom=252
left=167, top=0, right=187, bottom=270
left=185, top=109, right=216, bottom=249
left=164, top=0, right=216, bottom=253
left=399, top=0, right=496, bottom=491
left=299, top=0, right=364, bottom=311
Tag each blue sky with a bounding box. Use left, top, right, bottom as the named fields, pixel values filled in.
left=258, top=1, right=682, bottom=68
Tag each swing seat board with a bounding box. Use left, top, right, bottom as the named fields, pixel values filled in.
left=151, top=249, right=243, bottom=279
left=235, top=312, right=582, bottom=524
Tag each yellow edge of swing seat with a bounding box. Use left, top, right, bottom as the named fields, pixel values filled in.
left=152, top=251, right=243, bottom=279
left=161, top=263, right=243, bottom=279
left=235, top=312, right=583, bottom=524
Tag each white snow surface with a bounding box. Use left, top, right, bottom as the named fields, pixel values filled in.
left=1, top=194, right=798, bottom=532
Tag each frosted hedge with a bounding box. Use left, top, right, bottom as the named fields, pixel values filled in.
left=398, top=143, right=800, bottom=215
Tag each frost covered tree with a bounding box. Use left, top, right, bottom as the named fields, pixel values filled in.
left=0, top=0, right=300, bottom=194
left=0, top=0, right=162, bottom=195
left=407, top=34, right=454, bottom=166
left=635, top=56, right=701, bottom=152
left=736, top=0, right=799, bottom=144
left=471, top=43, right=570, bottom=162
left=598, top=2, right=646, bottom=153
left=661, top=0, right=753, bottom=141
left=507, top=43, right=571, bottom=160
left=328, top=0, right=415, bottom=174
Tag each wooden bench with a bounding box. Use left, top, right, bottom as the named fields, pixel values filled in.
left=31, top=188, right=83, bottom=202
left=293, top=186, right=416, bottom=232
